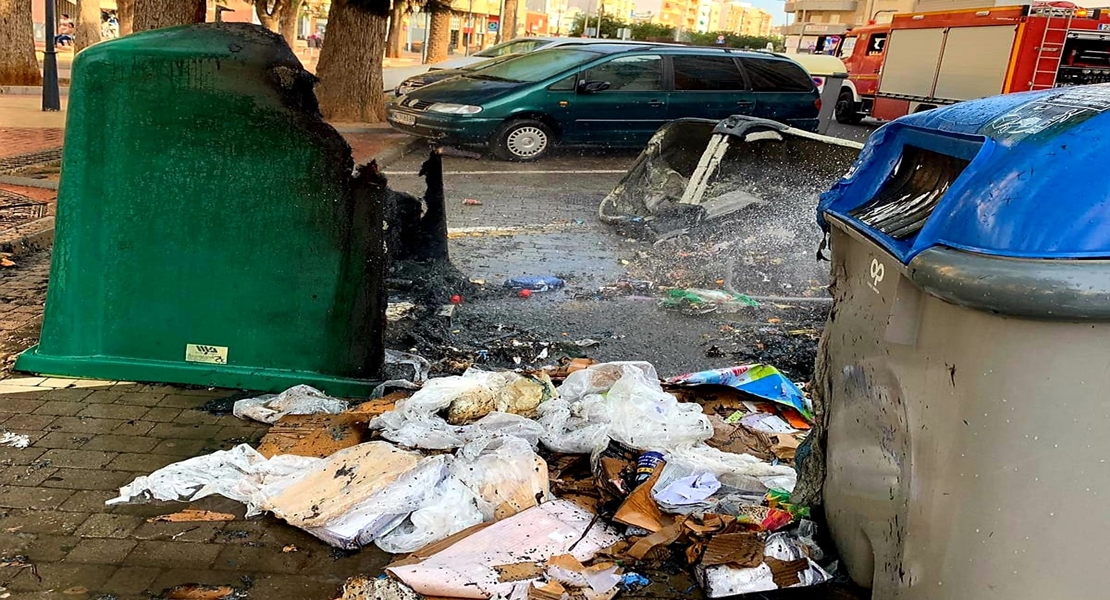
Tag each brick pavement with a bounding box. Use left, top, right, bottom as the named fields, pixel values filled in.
left=0, top=129, right=65, bottom=159
left=0, top=376, right=395, bottom=599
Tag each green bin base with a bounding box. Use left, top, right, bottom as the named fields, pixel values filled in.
left=14, top=346, right=379, bottom=397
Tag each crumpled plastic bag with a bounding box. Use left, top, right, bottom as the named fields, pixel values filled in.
left=651, top=444, right=797, bottom=514
left=557, top=361, right=658, bottom=403
left=605, top=366, right=713, bottom=450
left=233, top=385, right=348, bottom=424
left=106, top=444, right=321, bottom=517
left=372, top=349, right=433, bottom=398
left=375, top=475, right=485, bottom=554
left=540, top=362, right=713, bottom=454
left=376, top=436, right=549, bottom=554
left=536, top=394, right=611, bottom=455
left=371, top=369, right=547, bottom=450
left=453, top=436, right=550, bottom=521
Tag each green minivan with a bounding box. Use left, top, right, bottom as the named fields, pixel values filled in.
left=386, top=44, right=820, bottom=161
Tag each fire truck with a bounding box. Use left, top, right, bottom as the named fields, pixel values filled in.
left=834, top=2, right=1110, bottom=123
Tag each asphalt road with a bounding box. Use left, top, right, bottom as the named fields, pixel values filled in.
left=381, top=120, right=876, bottom=377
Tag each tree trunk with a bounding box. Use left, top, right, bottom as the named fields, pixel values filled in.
left=425, top=7, right=450, bottom=64
left=75, top=0, right=101, bottom=52
left=316, top=0, right=387, bottom=123
left=386, top=0, right=405, bottom=59
left=117, top=0, right=134, bottom=35
left=279, top=0, right=299, bottom=48
left=502, top=0, right=517, bottom=41
left=133, top=0, right=204, bottom=32
left=0, top=0, right=41, bottom=86
left=256, top=1, right=280, bottom=32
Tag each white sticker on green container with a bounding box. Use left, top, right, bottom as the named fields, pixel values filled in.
left=185, top=344, right=227, bottom=364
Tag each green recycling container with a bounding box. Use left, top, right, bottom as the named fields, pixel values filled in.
left=16, top=23, right=386, bottom=395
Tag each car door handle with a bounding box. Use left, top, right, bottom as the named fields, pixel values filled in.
left=648, top=100, right=664, bottom=107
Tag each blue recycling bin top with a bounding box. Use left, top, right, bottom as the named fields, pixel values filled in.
left=819, top=84, right=1110, bottom=264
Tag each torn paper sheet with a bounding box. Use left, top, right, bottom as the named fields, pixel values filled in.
left=388, top=499, right=622, bottom=599
left=107, top=444, right=321, bottom=516
left=233, top=385, right=347, bottom=424
left=696, top=530, right=831, bottom=597
left=654, top=472, right=721, bottom=506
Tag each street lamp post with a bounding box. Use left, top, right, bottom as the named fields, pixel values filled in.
left=42, top=0, right=61, bottom=112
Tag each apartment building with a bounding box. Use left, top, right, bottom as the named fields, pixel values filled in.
left=781, top=0, right=915, bottom=38
left=695, top=0, right=773, bottom=35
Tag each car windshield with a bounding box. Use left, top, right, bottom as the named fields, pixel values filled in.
left=473, top=38, right=551, bottom=58
left=461, top=54, right=520, bottom=71
left=468, top=48, right=601, bottom=83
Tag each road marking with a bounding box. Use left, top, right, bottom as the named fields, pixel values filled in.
left=387, top=169, right=628, bottom=176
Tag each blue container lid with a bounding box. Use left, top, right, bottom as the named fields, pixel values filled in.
left=819, top=85, right=1110, bottom=263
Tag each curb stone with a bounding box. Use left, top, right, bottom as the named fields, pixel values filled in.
left=0, top=216, right=54, bottom=258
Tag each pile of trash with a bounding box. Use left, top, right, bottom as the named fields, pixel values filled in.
left=109, top=359, right=833, bottom=599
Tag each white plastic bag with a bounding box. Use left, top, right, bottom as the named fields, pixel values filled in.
left=453, top=436, right=550, bottom=521
left=107, top=444, right=322, bottom=517
left=536, top=395, right=611, bottom=455
left=375, top=475, right=485, bottom=554
left=371, top=369, right=547, bottom=450
left=233, top=385, right=348, bottom=424
left=654, top=444, right=797, bottom=497
left=558, top=361, right=658, bottom=403
left=605, top=365, right=713, bottom=450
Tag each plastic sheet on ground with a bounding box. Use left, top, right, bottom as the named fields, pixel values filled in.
left=106, top=444, right=321, bottom=516
left=453, top=436, right=550, bottom=520
left=388, top=499, right=623, bottom=599
left=370, top=368, right=548, bottom=450
left=233, top=385, right=348, bottom=424
left=372, top=349, right=433, bottom=398
left=667, top=365, right=812, bottom=422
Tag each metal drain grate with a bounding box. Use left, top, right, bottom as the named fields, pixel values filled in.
left=0, top=147, right=63, bottom=175
left=0, top=189, right=49, bottom=227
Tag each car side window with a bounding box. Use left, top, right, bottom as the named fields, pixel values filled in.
left=738, top=58, right=814, bottom=92
left=548, top=74, right=576, bottom=91
left=673, top=55, right=748, bottom=91
left=582, top=55, right=664, bottom=92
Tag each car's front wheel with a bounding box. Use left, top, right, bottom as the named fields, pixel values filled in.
left=492, top=119, right=553, bottom=161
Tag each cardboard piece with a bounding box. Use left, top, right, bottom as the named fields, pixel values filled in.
left=266, top=442, right=423, bottom=529
left=613, top=468, right=667, bottom=533
left=528, top=581, right=567, bottom=600
left=345, top=391, right=408, bottom=419
left=626, top=520, right=685, bottom=560
left=706, top=415, right=774, bottom=461
left=495, top=562, right=545, bottom=583
left=766, top=557, right=809, bottom=587
left=256, top=413, right=366, bottom=459
left=699, top=533, right=764, bottom=568
left=148, top=510, right=236, bottom=523
left=387, top=500, right=622, bottom=599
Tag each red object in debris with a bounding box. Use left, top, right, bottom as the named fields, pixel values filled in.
left=519, top=289, right=532, bottom=299
left=462, top=198, right=483, bottom=206
left=451, top=294, right=463, bottom=304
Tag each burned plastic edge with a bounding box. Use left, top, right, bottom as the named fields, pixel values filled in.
left=908, top=246, right=1110, bottom=321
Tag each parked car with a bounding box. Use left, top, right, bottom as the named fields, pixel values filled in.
left=396, top=53, right=520, bottom=96
left=431, top=36, right=675, bottom=71
left=387, top=45, right=820, bottom=161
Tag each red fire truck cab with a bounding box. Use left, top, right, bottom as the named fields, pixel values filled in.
left=835, top=2, right=1110, bottom=123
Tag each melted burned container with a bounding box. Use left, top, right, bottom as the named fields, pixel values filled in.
left=16, top=24, right=386, bottom=395
left=815, top=86, right=1110, bottom=600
